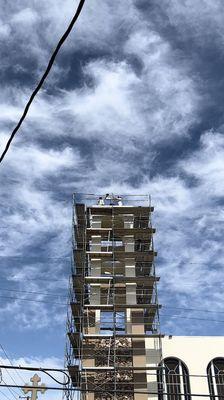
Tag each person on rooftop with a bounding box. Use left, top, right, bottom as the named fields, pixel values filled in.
left=104, top=193, right=113, bottom=205
left=117, top=195, right=123, bottom=206
left=97, top=196, right=104, bottom=206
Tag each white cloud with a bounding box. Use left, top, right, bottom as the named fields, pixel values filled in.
left=6, top=45, right=198, bottom=151
left=0, top=22, right=11, bottom=38
left=0, top=0, right=223, bottom=347
left=161, top=0, right=224, bottom=46
left=179, top=131, right=224, bottom=198
left=11, top=8, right=39, bottom=25
left=124, top=29, right=200, bottom=142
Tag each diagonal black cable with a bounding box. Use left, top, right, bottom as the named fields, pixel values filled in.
left=0, top=0, right=86, bottom=164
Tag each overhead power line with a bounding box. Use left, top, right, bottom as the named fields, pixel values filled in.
left=161, top=313, right=224, bottom=324
left=2, top=293, right=224, bottom=325
left=0, top=287, right=68, bottom=298
left=0, top=344, right=25, bottom=385
left=0, top=390, right=11, bottom=400
left=0, top=364, right=70, bottom=386
left=0, top=384, right=224, bottom=398
left=0, top=294, right=67, bottom=306
left=0, top=346, right=24, bottom=399
left=1, top=378, right=18, bottom=400
left=1, top=287, right=224, bottom=316
left=0, top=0, right=86, bottom=164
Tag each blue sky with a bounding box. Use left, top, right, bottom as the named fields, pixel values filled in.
left=1, top=0, right=224, bottom=397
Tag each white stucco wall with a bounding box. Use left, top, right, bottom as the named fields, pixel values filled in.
left=146, top=336, right=224, bottom=400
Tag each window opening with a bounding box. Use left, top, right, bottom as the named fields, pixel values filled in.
left=208, top=358, right=224, bottom=399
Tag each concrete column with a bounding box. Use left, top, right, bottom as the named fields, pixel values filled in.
left=91, top=215, right=101, bottom=228
left=126, top=283, right=137, bottom=305
left=91, top=235, right=101, bottom=252
left=133, top=339, right=147, bottom=400
left=131, top=309, right=145, bottom=335
left=124, top=235, right=135, bottom=252
left=123, top=214, right=134, bottom=229
left=89, top=284, right=100, bottom=312
left=91, top=258, right=101, bottom=276
left=125, top=258, right=135, bottom=277
left=146, top=337, right=162, bottom=400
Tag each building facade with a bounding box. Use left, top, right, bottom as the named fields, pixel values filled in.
left=152, top=336, right=224, bottom=400
left=65, top=194, right=224, bottom=400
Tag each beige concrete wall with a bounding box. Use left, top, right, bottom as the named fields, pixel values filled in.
left=146, top=336, right=224, bottom=400
left=146, top=337, right=162, bottom=400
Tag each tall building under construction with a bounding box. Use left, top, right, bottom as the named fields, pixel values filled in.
left=65, top=193, right=224, bottom=399
left=65, top=193, right=162, bottom=400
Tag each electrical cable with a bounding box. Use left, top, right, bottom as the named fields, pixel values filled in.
left=0, top=255, right=70, bottom=259
left=0, top=384, right=224, bottom=398
left=1, top=293, right=224, bottom=324
left=0, top=389, right=12, bottom=400
left=1, top=296, right=224, bottom=327
left=1, top=289, right=224, bottom=317
left=0, top=364, right=222, bottom=380
left=160, top=313, right=224, bottom=323
left=0, top=0, right=86, bottom=164
left=0, top=344, right=26, bottom=386
left=0, top=365, right=70, bottom=386
left=0, top=294, right=67, bottom=306
left=8, top=277, right=68, bottom=283
left=0, top=287, right=68, bottom=298
left=0, top=350, right=24, bottom=398
left=164, top=305, right=224, bottom=314
left=1, top=378, right=18, bottom=400
left=40, top=369, right=70, bottom=386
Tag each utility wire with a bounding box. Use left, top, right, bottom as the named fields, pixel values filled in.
left=1, top=378, right=19, bottom=400
left=0, top=347, right=24, bottom=398
left=0, top=0, right=86, bottom=163
left=0, top=256, right=70, bottom=259
left=1, top=288, right=224, bottom=316
left=8, top=277, right=68, bottom=283
left=2, top=287, right=224, bottom=316
left=0, top=344, right=26, bottom=386
left=0, top=389, right=12, bottom=400
left=0, top=384, right=224, bottom=398
left=164, top=305, right=224, bottom=314
left=160, top=313, right=224, bottom=323
left=1, top=363, right=223, bottom=380
left=0, top=287, right=68, bottom=298
left=0, top=365, right=70, bottom=386
left=0, top=295, right=67, bottom=306
left=1, top=293, right=224, bottom=325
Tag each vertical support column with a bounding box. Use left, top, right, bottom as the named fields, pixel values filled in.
left=91, top=258, right=101, bottom=276
left=89, top=284, right=100, bottom=306
left=125, top=258, right=135, bottom=277
left=146, top=337, right=162, bottom=400
left=125, top=258, right=136, bottom=312
left=91, top=236, right=101, bottom=252
left=91, top=215, right=101, bottom=228
left=132, top=337, right=148, bottom=400
left=131, top=307, right=148, bottom=399
left=126, top=284, right=137, bottom=305
left=124, top=236, right=135, bottom=252
left=124, top=214, right=134, bottom=229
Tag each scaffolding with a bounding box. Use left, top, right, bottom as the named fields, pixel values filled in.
left=65, top=194, right=163, bottom=400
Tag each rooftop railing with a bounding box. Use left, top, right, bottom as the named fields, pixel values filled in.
left=73, top=193, right=151, bottom=207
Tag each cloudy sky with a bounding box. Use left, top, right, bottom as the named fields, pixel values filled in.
left=1, top=0, right=224, bottom=397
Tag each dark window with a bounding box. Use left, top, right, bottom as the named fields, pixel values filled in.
left=158, top=357, right=191, bottom=400
left=207, top=358, right=224, bottom=399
